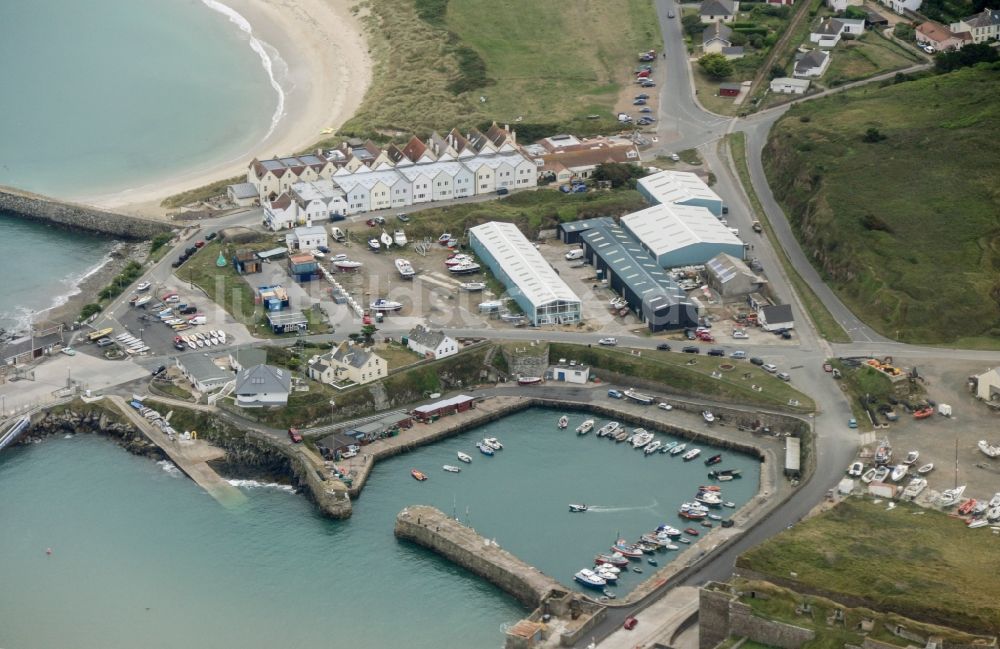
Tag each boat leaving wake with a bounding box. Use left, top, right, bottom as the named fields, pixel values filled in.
left=227, top=479, right=295, bottom=492
left=200, top=0, right=286, bottom=139
left=587, top=500, right=659, bottom=513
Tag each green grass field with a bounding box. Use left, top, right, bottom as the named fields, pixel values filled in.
left=548, top=342, right=816, bottom=413
left=181, top=240, right=269, bottom=332
left=823, top=32, right=921, bottom=87
left=341, top=0, right=660, bottom=139
left=738, top=498, right=1000, bottom=634
left=763, top=65, right=1000, bottom=344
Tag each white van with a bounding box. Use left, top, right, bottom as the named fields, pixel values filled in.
left=331, top=227, right=346, bottom=243
left=565, top=248, right=585, bottom=261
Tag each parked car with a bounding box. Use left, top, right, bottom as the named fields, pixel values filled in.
left=707, top=348, right=725, bottom=357
left=668, top=9, right=675, bottom=17
left=732, top=329, right=748, bottom=339
left=762, top=363, right=778, bottom=373
left=598, top=337, right=617, bottom=346
left=781, top=330, right=793, bottom=340
left=179, top=306, right=198, bottom=315
left=848, top=418, right=858, bottom=429
left=684, top=328, right=697, bottom=340
left=730, top=350, right=747, bottom=359
left=288, top=428, right=304, bottom=444
left=633, top=98, right=647, bottom=105
left=205, top=232, right=217, bottom=241
left=96, top=338, right=114, bottom=348
left=194, top=241, right=205, bottom=249
left=750, top=357, right=765, bottom=366
left=639, top=107, right=653, bottom=113
left=776, top=372, right=791, bottom=382
left=624, top=616, right=638, bottom=631
left=151, top=365, right=167, bottom=376
left=656, top=343, right=671, bottom=351
left=641, top=80, right=656, bottom=87
left=658, top=402, right=672, bottom=411
left=635, top=93, right=649, bottom=100
left=497, top=186, right=509, bottom=195
left=669, top=153, right=680, bottom=162
left=823, top=362, right=833, bottom=372
left=682, top=346, right=700, bottom=354
left=608, top=389, right=623, bottom=399
left=61, top=347, right=76, bottom=356
left=317, top=245, right=330, bottom=253
left=397, top=213, right=411, bottom=222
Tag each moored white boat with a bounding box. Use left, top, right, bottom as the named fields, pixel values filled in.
left=630, top=429, right=654, bottom=448
left=136, top=281, right=151, bottom=292
left=860, top=468, right=877, bottom=483
left=448, top=262, right=481, bottom=275
left=623, top=388, right=654, bottom=405
left=576, top=419, right=595, bottom=435
left=670, top=443, right=687, bottom=456
left=683, top=448, right=702, bottom=461
left=517, top=376, right=543, bottom=386
left=483, top=437, right=503, bottom=450
left=457, top=452, right=472, bottom=463
left=442, top=465, right=461, bottom=473
left=393, top=229, right=407, bottom=246
left=902, top=477, right=927, bottom=499
left=574, top=569, right=607, bottom=589
left=133, top=296, right=151, bottom=307
left=597, top=421, right=620, bottom=437
left=890, top=464, right=909, bottom=482
left=557, top=416, right=569, bottom=429
left=847, top=461, right=864, bottom=477
left=660, top=441, right=678, bottom=454
left=380, top=231, right=393, bottom=247
left=334, top=259, right=363, bottom=270
left=459, top=281, right=486, bottom=291
left=370, top=298, right=403, bottom=312
left=938, top=485, right=966, bottom=507
left=395, top=258, right=415, bottom=279
left=476, top=442, right=495, bottom=456
left=904, top=450, right=919, bottom=465
left=644, top=440, right=662, bottom=455
left=368, top=238, right=381, bottom=251
left=702, top=411, right=715, bottom=423
left=872, top=466, right=890, bottom=482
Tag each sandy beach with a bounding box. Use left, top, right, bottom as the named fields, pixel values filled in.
left=85, top=0, right=371, bottom=219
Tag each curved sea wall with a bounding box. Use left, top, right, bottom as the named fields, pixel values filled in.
left=0, top=185, right=173, bottom=239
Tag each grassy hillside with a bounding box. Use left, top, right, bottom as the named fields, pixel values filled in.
left=764, top=65, right=1000, bottom=344
left=341, top=0, right=660, bottom=138
left=737, top=498, right=1000, bottom=634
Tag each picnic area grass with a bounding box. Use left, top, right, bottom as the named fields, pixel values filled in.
left=737, top=497, right=1000, bottom=634
left=341, top=0, right=661, bottom=140
left=548, top=342, right=815, bottom=413
left=823, top=32, right=921, bottom=87
left=763, top=65, right=1000, bottom=344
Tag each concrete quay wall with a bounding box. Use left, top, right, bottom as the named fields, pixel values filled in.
left=395, top=505, right=564, bottom=609
left=0, top=185, right=173, bottom=239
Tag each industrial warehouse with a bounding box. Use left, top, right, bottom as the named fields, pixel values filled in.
left=469, top=221, right=582, bottom=326
left=621, top=203, right=745, bottom=268
left=637, top=169, right=726, bottom=216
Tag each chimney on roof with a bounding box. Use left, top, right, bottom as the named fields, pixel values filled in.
left=511, top=129, right=516, bottom=144
left=504, top=124, right=509, bottom=133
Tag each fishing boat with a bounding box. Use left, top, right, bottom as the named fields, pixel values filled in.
left=596, top=421, right=620, bottom=437
left=874, top=439, right=892, bottom=465
left=558, top=415, right=569, bottom=429
left=476, top=442, right=495, bottom=456
left=678, top=507, right=706, bottom=520
left=639, top=535, right=665, bottom=549
left=860, top=468, right=877, bottom=483
left=630, top=429, right=654, bottom=449
left=459, top=281, right=486, bottom=291
left=334, top=259, right=363, bottom=270
left=656, top=441, right=677, bottom=455
left=623, top=388, right=655, bottom=405
left=368, top=238, right=381, bottom=251
left=917, top=463, right=934, bottom=475
left=370, top=298, right=403, bottom=312
left=568, top=504, right=588, bottom=513
left=444, top=254, right=474, bottom=266
left=595, top=569, right=618, bottom=583
left=611, top=541, right=643, bottom=559
left=517, top=376, right=543, bottom=386
left=594, top=553, right=629, bottom=568
left=411, top=469, right=427, bottom=481
left=913, top=406, right=935, bottom=419
left=394, top=258, right=416, bottom=279
left=695, top=491, right=722, bottom=507
left=978, top=440, right=1000, bottom=458
left=704, top=454, right=723, bottom=466
left=655, top=525, right=681, bottom=538
left=847, top=461, right=864, bottom=477
left=483, top=437, right=503, bottom=450
left=136, top=281, right=151, bottom=292
left=938, top=485, right=966, bottom=507
left=683, top=448, right=702, bottom=461
left=596, top=563, right=621, bottom=575
left=614, top=429, right=630, bottom=442
left=576, top=419, right=595, bottom=435
left=442, top=465, right=461, bottom=473
left=958, top=498, right=977, bottom=516
left=644, top=440, right=662, bottom=455
left=670, top=443, right=687, bottom=456
left=393, top=229, right=407, bottom=246
left=904, top=450, right=919, bottom=465
left=448, top=262, right=481, bottom=275
left=890, top=464, right=909, bottom=482
left=702, top=411, right=715, bottom=423
left=380, top=231, right=393, bottom=247
left=133, top=295, right=151, bottom=307
left=574, top=569, right=607, bottom=590
left=872, top=466, right=890, bottom=483
left=457, top=452, right=472, bottom=463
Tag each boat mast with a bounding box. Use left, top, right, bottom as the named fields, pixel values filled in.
left=954, top=436, right=959, bottom=490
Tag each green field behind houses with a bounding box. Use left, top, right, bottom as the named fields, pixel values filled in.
left=737, top=498, right=1000, bottom=634
left=340, top=0, right=661, bottom=139
left=763, top=65, right=1000, bottom=344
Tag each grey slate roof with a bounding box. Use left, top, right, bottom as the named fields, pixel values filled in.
left=700, top=0, right=735, bottom=15
left=761, top=303, right=794, bottom=324
left=961, top=8, right=1000, bottom=27
left=721, top=46, right=745, bottom=56
left=230, top=347, right=267, bottom=369
left=795, top=49, right=828, bottom=73
left=332, top=343, right=374, bottom=369
left=407, top=324, right=448, bottom=350
left=235, top=364, right=291, bottom=395
left=703, top=22, right=733, bottom=44
left=179, top=354, right=232, bottom=385
left=229, top=182, right=259, bottom=199
left=814, top=17, right=844, bottom=36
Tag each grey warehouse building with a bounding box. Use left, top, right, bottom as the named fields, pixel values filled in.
left=581, top=224, right=698, bottom=332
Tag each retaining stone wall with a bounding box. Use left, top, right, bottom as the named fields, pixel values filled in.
left=729, top=600, right=815, bottom=649
left=0, top=186, right=173, bottom=239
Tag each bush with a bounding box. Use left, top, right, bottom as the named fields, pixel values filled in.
left=593, top=162, right=646, bottom=188
left=862, top=126, right=887, bottom=143
left=415, top=0, right=449, bottom=26
left=844, top=5, right=867, bottom=19
left=79, top=303, right=102, bottom=320
left=893, top=23, right=915, bottom=40
left=682, top=13, right=704, bottom=38
left=447, top=44, right=493, bottom=94
left=935, top=43, right=1000, bottom=73
left=150, top=232, right=173, bottom=253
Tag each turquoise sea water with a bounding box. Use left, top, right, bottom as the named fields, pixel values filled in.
left=0, top=408, right=759, bottom=648
left=0, top=0, right=276, bottom=200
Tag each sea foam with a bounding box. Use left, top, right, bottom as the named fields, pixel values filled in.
left=200, top=0, right=286, bottom=139
left=228, top=479, right=295, bottom=492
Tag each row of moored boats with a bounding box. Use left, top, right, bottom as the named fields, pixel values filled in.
left=566, top=416, right=703, bottom=461
left=410, top=437, right=504, bottom=481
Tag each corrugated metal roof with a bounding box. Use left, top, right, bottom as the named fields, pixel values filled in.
left=622, top=203, right=742, bottom=258
left=638, top=170, right=721, bottom=206
left=470, top=222, right=580, bottom=308
left=581, top=225, right=689, bottom=309
left=785, top=436, right=801, bottom=472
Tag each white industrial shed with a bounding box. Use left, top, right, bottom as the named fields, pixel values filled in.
left=637, top=170, right=725, bottom=216
left=469, top=222, right=582, bottom=326
left=621, top=203, right=745, bottom=268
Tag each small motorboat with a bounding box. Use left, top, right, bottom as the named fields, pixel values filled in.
left=987, top=505, right=1000, bottom=522
left=483, top=437, right=503, bottom=450
left=684, top=528, right=700, bottom=536
left=442, top=465, right=461, bottom=473
left=448, top=262, right=481, bottom=275
left=874, top=440, right=892, bottom=465
left=723, top=501, right=736, bottom=508
left=682, top=448, right=702, bottom=461
left=660, top=441, right=678, bottom=454
left=594, top=554, right=629, bottom=568
left=904, top=450, right=919, bottom=465
left=368, top=238, right=381, bottom=252
left=938, top=485, right=966, bottom=507
left=978, top=440, right=1000, bottom=458
left=597, top=421, right=620, bottom=437
left=380, top=231, right=393, bottom=247
left=438, top=233, right=453, bottom=245
left=701, top=520, right=713, bottom=528
left=644, top=441, right=662, bottom=455
left=968, top=519, right=989, bottom=528
left=136, top=281, right=151, bottom=292
left=574, top=569, right=607, bottom=589
left=872, top=466, right=890, bottom=482
left=990, top=493, right=1000, bottom=508
left=444, top=254, right=474, bottom=266
left=595, top=569, right=618, bottom=584
left=459, top=282, right=486, bottom=292
left=670, top=443, right=687, bottom=456
left=632, top=567, right=643, bottom=574
left=517, top=376, right=543, bottom=386
left=708, top=513, right=722, bottom=521
left=133, top=295, right=151, bottom=307
left=395, top=258, right=416, bottom=279
left=477, top=442, right=495, bottom=456
left=613, top=429, right=630, bottom=442
left=913, top=406, right=935, bottom=419
left=702, top=411, right=715, bottom=423
left=334, top=259, right=364, bottom=270
left=558, top=416, right=569, bottom=429
left=958, top=498, right=977, bottom=516
left=611, top=540, right=643, bottom=559
left=623, top=388, right=655, bottom=405
left=393, top=229, right=407, bottom=246
left=648, top=558, right=658, bottom=567
left=411, top=469, right=427, bottom=481
left=847, top=461, right=864, bottom=477
left=917, top=463, right=934, bottom=475
left=902, top=477, right=927, bottom=499
left=370, top=298, right=403, bottom=312
left=655, top=525, right=681, bottom=538
left=890, top=464, right=909, bottom=482
left=569, top=504, right=588, bottom=513
left=678, top=537, right=691, bottom=544
left=860, top=468, right=877, bottom=483
left=704, top=454, right=723, bottom=466
left=630, top=430, right=654, bottom=449
left=457, top=452, right=472, bottom=463
left=576, top=419, right=595, bottom=435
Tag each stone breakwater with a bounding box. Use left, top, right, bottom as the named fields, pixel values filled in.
left=24, top=406, right=165, bottom=459
left=0, top=185, right=173, bottom=239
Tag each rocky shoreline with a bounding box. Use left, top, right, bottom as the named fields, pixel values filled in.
left=23, top=407, right=165, bottom=460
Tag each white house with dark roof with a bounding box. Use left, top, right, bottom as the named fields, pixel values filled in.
left=876, top=0, right=922, bottom=15
left=794, top=49, right=831, bottom=78
left=263, top=193, right=299, bottom=231
left=234, top=364, right=291, bottom=408
left=703, top=22, right=734, bottom=52
left=700, top=0, right=739, bottom=22
left=312, top=343, right=388, bottom=386
left=950, top=8, right=1000, bottom=43
left=176, top=355, right=232, bottom=394
left=758, top=303, right=795, bottom=331
left=407, top=325, right=458, bottom=359
left=810, top=17, right=865, bottom=47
